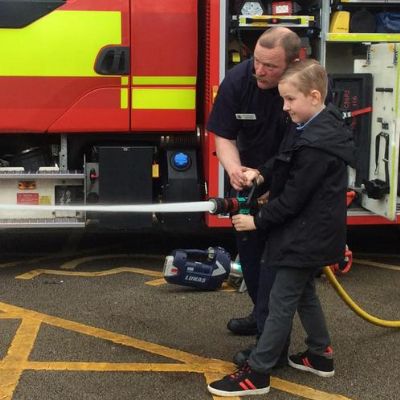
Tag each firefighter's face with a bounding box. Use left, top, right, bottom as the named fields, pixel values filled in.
left=253, top=43, right=287, bottom=90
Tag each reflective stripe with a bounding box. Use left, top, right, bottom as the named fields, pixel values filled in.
left=132, top=88, right=195, bottom=110
left=132, top=76, right=196, bottom=85
left=327, top=33, right=400, bottom=42
left=120, top=88, right=128, bottom=109
left=396, top=45, right=400, bottom=118
left=120, top=77, right=129, bottom=109
left=239, top=15, right=314, bottom=28
left=0, top=11, right=121, bottom=77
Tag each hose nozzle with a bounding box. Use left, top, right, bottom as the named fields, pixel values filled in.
left=209, top=197, right=240, bottom=215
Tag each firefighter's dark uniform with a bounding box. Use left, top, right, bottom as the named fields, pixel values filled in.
left=207, top=58, right=288, bottom=334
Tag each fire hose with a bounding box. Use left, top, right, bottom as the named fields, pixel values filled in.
left=0, top=196, right=399, bottom=328
left=323, top=266, right=400, bottom=328
left=0, top=201, right=215, bottom=213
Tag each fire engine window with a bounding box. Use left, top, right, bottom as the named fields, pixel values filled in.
left=0, top=0, right=65, bottom=29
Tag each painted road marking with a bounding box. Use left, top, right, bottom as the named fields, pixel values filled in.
left=15, top=266, right=237, bottom=292
left=0, top=301, right=352, bottom=400
left=353, top=259, right=400, bottom=272
left=58, top=254, right=237, bottom=289
left=0, top=318, right=41, bottom=400
left=8, top=252, right=234, bottom=289
left=15, top=266, right=163, bottom=280
left=0, top=247, right=134, bottom=270
left=14, top=252, right=237, bottom=291
left=14, top=266, right=239, bottom=292
left=59, top=254, right=164, bottom=270
left=0, top=258, right=44, bottom=270
left=59, top=253, right=196, bottom=287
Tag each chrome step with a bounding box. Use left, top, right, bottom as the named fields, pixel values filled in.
left=0, top=218, right=85, bottom=228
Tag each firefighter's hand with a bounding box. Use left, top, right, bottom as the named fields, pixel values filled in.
left=231, top=214, right=256, bottom=231
left=242, top=167, right=264, bottom=187
left=229, top=166, right=247, bottom=191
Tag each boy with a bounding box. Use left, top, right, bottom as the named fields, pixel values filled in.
left=207, top=59, right=355, bottom=397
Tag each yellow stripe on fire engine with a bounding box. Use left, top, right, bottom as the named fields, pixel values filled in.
left=132, top=76, right=197, bottom=85
left=0, top=11, right=121, bottom=77
left=132, top=88, right=195, bottom=110
left=120, top=88, right=128, bottom=109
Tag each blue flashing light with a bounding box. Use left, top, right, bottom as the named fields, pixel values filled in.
left=172, top=152, right=191, bottom=170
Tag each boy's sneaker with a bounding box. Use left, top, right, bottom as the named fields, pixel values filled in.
left=288, top=347, right=334, bottom=378
left=207, top=363, right=270, bottom=397
left=233, top=345, right=288, bottom=369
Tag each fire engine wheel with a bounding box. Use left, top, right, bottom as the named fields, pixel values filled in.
left=323, top=266, right=400, bottom=328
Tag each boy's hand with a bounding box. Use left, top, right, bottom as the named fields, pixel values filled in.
left=231, top=214, right=256, bottom=231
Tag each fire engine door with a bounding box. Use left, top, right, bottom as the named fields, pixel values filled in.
left=0, top=0, right=130, bottom=133
left=130, top=0, right=198, bottom=132
left=354, top=43, right=400, bottom=221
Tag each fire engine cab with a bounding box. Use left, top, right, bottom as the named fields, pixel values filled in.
left=0, top=0, right=399, bottom=229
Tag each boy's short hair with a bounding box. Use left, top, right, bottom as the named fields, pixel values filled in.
left=280, top=59, right=328, bottom=102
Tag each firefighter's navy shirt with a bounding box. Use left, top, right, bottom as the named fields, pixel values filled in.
left=207, top=58, right=285, bottom=169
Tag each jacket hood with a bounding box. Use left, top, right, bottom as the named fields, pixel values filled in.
left=296, top=103, right=356, bottom=167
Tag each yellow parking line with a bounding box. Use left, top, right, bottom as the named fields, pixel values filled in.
left=15, top=267, right=163, bottom=280
left=60, top=254, right=164, bottom=270
left=0, top=301, right=227, bottom=366
left=15, top=266, right=236, bottom=293
left=4, top=361, right=208, bottom=373
left=0, top=261, right=21, bottom=269
left=271, top=377, right=352, bottom=400
left=0, top=257, right=44, bottom=269
left=0, top=318, right=41, bottom=400
left=0, top=313, right=21, bottom=319
left=145, top=277, right=168, bottom=286
left=0, top=250, right=161, bottom=271
left=11, top=253, right=236, bottom=291
left=353, top=259, right=400, bottom=271
left=0, top=250, right=115, bottom=270
left=0, top=301, right=352, bottom=400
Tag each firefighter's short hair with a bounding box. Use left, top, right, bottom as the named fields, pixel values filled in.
left=257, top=27, right=301, bottom=65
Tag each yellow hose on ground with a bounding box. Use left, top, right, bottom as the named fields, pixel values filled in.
left=323, top=266, right=400, bottom=328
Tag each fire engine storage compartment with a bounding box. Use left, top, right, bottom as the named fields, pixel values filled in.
left=158, top=147, right=203, bottom=227
left=86, top=145, right=203, bottom=230
left=0, top=171, right=85, bottom=228
left=330, top=73, right=373, bottom=187
left=93, top=146, right=153, bottom=229
left=353, top=43, right=400, bottom=220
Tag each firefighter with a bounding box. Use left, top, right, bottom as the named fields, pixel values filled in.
left=206, top=27, right=301, bottom=363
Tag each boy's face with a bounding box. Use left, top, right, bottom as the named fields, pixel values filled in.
left=278, top=79, right=320, bottom=124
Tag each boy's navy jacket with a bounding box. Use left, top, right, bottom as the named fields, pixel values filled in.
left=255, top=103, right=356, bottom=268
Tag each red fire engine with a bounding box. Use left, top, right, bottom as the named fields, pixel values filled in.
left=0, top=0, right=399, bottom=229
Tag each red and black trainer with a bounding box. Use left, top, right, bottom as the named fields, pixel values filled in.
left=207, top=363, right=270, bottom=397
left=288, top=347, right=334, bottom=377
